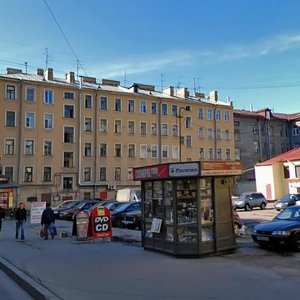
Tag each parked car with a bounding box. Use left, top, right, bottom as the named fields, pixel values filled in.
left=85, top=200, right=123, bottom=215
left=252, top=205, right=300, bottom=250
left=122, top=209, right=142, bottom=229
left=111, top=202, right=141, bottom=227
left=234, top=192, right=267, bottom=211
left=273, top=194, right=300, bottom=211
left=54, top=200, right=83, bottom=219
left=233, top=210, right=243, bottom=236
left=59, top=200, right=100, bottom=220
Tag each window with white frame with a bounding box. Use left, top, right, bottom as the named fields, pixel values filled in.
left=44, top=140, right=52, bottom=156
left=44, top=113, right=53, bottom=129
left=24, top=167, right=33, bottom=182
left=140, top=144, right=147, bottom=158
left=100, top=97, right=107, bottom=110
left=172, top=145, right=179, bottom=159
left=64, top=105, right=74, bottom=118
left=161, top=124, right=168, bottom=136
left=234, top=129, right=240, bottom=141
left=207, top=128, right=214, bottom=139
left=186, top=135, right=192, bottom=147
left=151, top=123, right=157, bottom=135
left=6, top=111, right=16, bottom=127
left=64, top=127, right=74, bottom=143
left=199, top=148, right=205, bottom=159
left=151, top=144, right=158, bottom=158
left=85, top=118, right=92, bottom=132
left=216, top=148, right=222, bottom=160
left=185, top=116, right=192, bottom=128
left=25, top=140, right=34, bottom=155
left=140, top=101, right=147, bottom=113
left=151, top=102, right=157, bottom=114
left=26, top=87, right=35, bottom=102
left=224, top=129, right=230, bottom=140
left=225, top=149, right=231, bottom=160
left=172, top=124, right=178, bottom=137
left=84, top=143, right=92, bottom=156
left=207, top=108, right=213, bottom=120
left=6, top=85, right=16, bottom=100
left=63, top=177, right=73, bottom=190
left=4, top=166, right=14, bottom=182
left=114, top=120, right=122, bottom=133
left=215, top=109, right=221, bottom=121
left=25, top=112, right=35, bottom=128
left=63, top=152, right=74, bottom=168
left=162, top=145, right=169, bottom=159
left=5, top=139, right=15, bottom=155
left=44, top=89, right=54, bottom=104
left=128, top=99, right=135, bottom=112
left=198, top=108, right=204, bottom=119
left=198, top=127, right=205, bottom=138
left=100, top=143, right=107, bottom=157
left=254, top=141, right=259, bottom=153
left=216, top=128, right=221, bottom=139
left=252, top=123, right=258, bottom=134
left=172, top=105, right=177, bottom=116
left=99, top=167, right=107, bottom=181
left=140, top=122, right=147, bottom=135
left=235, top=148, right=241, bottom=160
left=115, top=167, right=121, bottom=181
left=293, top=126, right=299, bottom=136
left=161, top=103, right=168, bottom=115
left=83, top=167, right=91, bottom=181
left=64, top=91, right=74, bottom=99
left=43, top=167, right=52, bottom=182
left=128, top=121, right=135, bottom=134
left=85, top=95, right=92, bottom=108
left=115, top=144, right=122, bottom=157
left=115, top=98, right=122, bottom=111
left=224, top=111, right=230, bottom=121
left=128, top=144, right=136, bottom=158
left=100, top=119, right=108, bottom=133
left=208, top=148, right=214, bottom=160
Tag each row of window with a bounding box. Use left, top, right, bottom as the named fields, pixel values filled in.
left=4, top=84, right=231, bottom=120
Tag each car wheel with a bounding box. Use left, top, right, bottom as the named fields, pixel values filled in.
left=260, top=203, right=266, bottom=210
left=245, top=203, right=251, bottom=211
left=234, top=223, right=240, bottom=236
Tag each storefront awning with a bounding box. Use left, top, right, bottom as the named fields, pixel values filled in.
left=0, top=181, right=19, bottom=189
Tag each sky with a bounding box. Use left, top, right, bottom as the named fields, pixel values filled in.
left=1, top=0, right=300, bottom=113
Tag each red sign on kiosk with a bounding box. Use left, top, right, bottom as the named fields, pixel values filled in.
left=91, top=206, right=112, bottom=239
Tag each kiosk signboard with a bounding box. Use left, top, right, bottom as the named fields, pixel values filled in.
left=91, top=206, right=112, bottom=239
left=75, top=211, right=89, bottom=239
left=30, top=202, right=46, bottom=224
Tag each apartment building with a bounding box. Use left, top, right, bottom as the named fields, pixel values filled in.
left=233, top=108, right=300, bottom=187
left=0, top=67, right=234, bottom=207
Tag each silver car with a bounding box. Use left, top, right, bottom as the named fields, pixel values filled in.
left=234, top=192, right=267, bottom=211
left=273, top=194, right=300, bottom=211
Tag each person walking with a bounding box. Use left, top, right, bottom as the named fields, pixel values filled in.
left=0, top=205, right=5, bottom=232
left=15, top=202, right=27, bottom=240
left=41, top=202, right=55, bottom=240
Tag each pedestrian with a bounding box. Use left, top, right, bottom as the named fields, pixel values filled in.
left=41, top=202, right=55, bottom=240
left=15, top=202, right=27, bottom=240
left=0, top=205, right=5, bottom=232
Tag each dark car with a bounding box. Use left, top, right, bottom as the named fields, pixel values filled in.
left=111, top=202, right=141, bottom=227
left=85, top=200, right=123, bottom=215
left=59, top=200, right=100, bottom=220
left=234, top=192, right=267, bottom=211
left=53, top=200, right=82, bottom=219
left=273, top=194, right=300, bottom=211
left=252, top=206, right=300, bottom=250
left=122, top=209, right=142, bottom=229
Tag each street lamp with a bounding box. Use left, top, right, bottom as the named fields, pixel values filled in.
left=177, top=107, right=188, bottom=162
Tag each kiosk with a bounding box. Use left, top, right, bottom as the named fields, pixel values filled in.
left=133, top=161, right=242, bottom=256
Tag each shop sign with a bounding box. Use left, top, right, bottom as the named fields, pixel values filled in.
left=75, top=211, right=89, bottom=239
left=169, top=163, right=199, bottom=177
left=200, top=161, right=242, bottom=176
left=133, top=164, right=169, bottom=180
left=91, top=206, right=112, bottom=238
left=30, top=202, right=46, bottom=224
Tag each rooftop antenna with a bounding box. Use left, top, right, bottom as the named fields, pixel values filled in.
left=177, top=76, right=182, bottom=89
left=193, top=77, right=196, bottom=94
left=24, top=62, right=28, bottom=74
left=76, top=59, right=79, bottom=82
left=44, top=48, right=53, bottom=70
left=161, top=73, right=165, bottom=91
left=124, top=68, right=128, bottom=87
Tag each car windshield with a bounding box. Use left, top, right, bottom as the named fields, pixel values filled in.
left=274, top=207, right=300, bottom=221
left=66, top=201, right=82, bottom=209
left=239, top=194, right=250, bottom=201
left=114, top=203, right=131, bottom=212
left=279, top=195, right=294, bottom=203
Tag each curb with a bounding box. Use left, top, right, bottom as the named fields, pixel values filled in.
left=0, top=256, right=59, bottom=300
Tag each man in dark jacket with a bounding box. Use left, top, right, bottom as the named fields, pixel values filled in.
left=0, top=205, right=5, bottom=232
left=15, top=202, right=27, bottom=239
left=41, top=203, right=55, bottom=239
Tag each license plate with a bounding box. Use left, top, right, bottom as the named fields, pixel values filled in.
left=257, top=236, right=269, bottom=241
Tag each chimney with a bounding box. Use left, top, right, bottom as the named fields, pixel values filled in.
left=101, top=79, right=120, bottom=86
left=36, top=68, right=44, bottom=76
left=6, top=68, right=22, bottom=75
left=177, top=87, right=189, bottom=99
left=80, top=76, right=96, bottom=84
left=45, top=68, right=53, bottom=81
left=210, top=90, right=218, bottom=101
left=163, top=86, right=174, bottom=97
left=195, top=92, right=205, bottom=98
left=66, top=72, right=75, bottom=84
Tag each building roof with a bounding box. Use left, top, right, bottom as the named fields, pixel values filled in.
left=256, top=147, right=300, bottom=166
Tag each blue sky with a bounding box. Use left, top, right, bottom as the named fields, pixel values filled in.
left=1, top=0, right=300, bottom=113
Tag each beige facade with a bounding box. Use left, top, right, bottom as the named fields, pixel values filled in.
left=0, top=68, right=234, bottom=206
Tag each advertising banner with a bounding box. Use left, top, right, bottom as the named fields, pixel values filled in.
left=30, top=202, right=46, bottom=224
left=91, top=206, right=112, bottom=239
